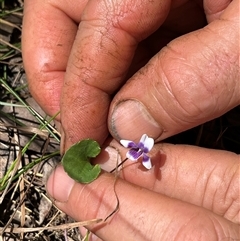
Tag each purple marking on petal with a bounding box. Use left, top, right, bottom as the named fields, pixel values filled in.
left=142, top=158, right=152, bottom=169
left=138, top=142, right=144, bottom=150
left=127, top=149, right=143, bottom=161
left=128, top=142, right=138, bottom=148
left=120, top=140, right=136, bottom=148
left=142, top=154, right=150, bottom=162
left=121, top=134, right=154, bottom=168
left=142, top=154, right=152, bottom=169
left=143, top=147, right=149, bottom=153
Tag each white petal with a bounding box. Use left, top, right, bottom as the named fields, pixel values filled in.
left=141, top=134, right=154, bottom=151
left=139, top=134, right=147, bottom=144
left=142, top=158, right=152, bottom=169
left=120, top=139, right=133, bottom=148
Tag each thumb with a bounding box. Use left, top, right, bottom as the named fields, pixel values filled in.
left=108, top=1, right=240, bottom=142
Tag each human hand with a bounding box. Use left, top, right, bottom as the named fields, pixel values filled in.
left=22, top=0, right=239, bottom=151
left=22, top=1, right=240, bottom=240
left=46, top=141, right=240, bottom=240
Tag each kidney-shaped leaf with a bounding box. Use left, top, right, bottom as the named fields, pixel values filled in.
left=62, top=139, right=101, bottom=183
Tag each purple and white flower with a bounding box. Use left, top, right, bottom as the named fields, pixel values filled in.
left=120, top=134, right=154, bottom=169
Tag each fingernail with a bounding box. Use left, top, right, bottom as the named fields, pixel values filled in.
left=110, top=99, right=162, bottom=141
left=94, top=146, right=121, bottom=172
left=46, top=165, right=75, bottom=203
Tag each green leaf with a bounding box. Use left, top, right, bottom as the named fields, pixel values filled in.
left=62, top=139, right=101, bottom=183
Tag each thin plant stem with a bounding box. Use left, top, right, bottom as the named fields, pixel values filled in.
left=110, top=158, right=128, bottom=173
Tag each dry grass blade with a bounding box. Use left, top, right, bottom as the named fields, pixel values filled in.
left=0, top=18, right=22, bottom=31
left=0, top=123, right=49, bottom=138
left=0, top=149, right=22, bottom=204
left=0, top=38, right=21, bottom=52
left=0, top=219, right=102, bottom=234
left=19, top=175, right=25, bottom=240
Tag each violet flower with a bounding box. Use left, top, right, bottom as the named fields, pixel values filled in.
left=120, top=134, right=154, bottom=169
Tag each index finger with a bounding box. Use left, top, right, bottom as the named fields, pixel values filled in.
left=60, top=0, right=171, bottom=150
left=22, top=0, right=88, bottom=117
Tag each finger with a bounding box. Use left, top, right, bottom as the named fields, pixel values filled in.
left=97, top=141, right=240, bottom=224
left=22, top=0, right=87, bottom=117
left=60, top=0, right=172, bottom=150
left=46, top=165, right=239, bottom=241
left=204, top=0, right=232, bottom=22
left=108, top=0, right=240, bottom=142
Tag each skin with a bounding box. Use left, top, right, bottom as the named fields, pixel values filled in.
left=22, top=0, right=240, bottom=240
left=47, top=143, right=239, bottom=240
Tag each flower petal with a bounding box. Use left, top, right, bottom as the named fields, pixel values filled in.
left=142, top=155, right=152, bottom=169
left=141, top=135, right=154, bottom=152
left=139, top=134, right=148, bottom=145
left=126, top=149, right=142, bottom=161
left=120, top=140, right=136, bottom=148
